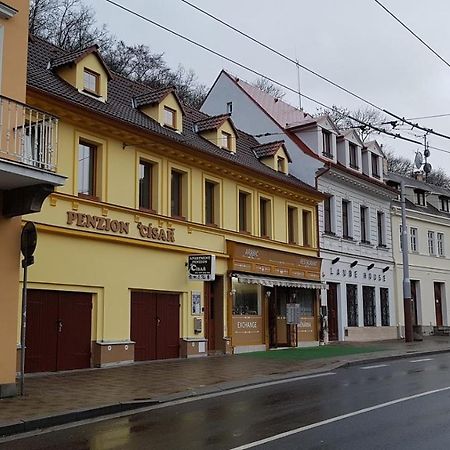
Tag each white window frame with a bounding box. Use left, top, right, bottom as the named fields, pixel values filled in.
left=410, top=227, right=418, bottom=253
left=437, top=232, right=444, bottom=257
left=428, top=230, right=435, bottom=256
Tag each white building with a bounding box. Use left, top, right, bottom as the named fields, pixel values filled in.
left=202, top=71, right=398, bottom=341
left=387, top=172, right=450, bottom=335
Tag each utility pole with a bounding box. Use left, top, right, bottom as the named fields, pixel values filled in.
left=400, top=181, right=413, bottom=342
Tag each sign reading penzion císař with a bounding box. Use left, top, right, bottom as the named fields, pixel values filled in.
left=188, top=254, right=216, bottom=281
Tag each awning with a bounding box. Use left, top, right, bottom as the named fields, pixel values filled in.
left=231, top=273, right=328, bottom=290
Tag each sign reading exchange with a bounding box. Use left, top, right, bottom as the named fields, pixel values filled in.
left=188, top=254, right=216, bottom=281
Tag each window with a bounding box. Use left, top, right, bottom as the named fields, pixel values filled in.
left=377, top=211, right=385, bottom=247
left=259, top=197, right=272, bottom=238
left=205, top=181, right=216, bottom=225
left=232, top=278, right=260, bottom=315
left=380, top=288, right=390, bottom=326
left=428, top=231, right=435, bottom=255
left=437, top=232, right=444, bottom=257
left=346, top=284, right=358, bottom=327
left=78, top=142, right=96, bottom=197
left=360, top=206, right=369, bottom=244
left=363, top=286, right=376, bottom=326
left=239, top=191, right=250, bottom=233
left=415, top=190, right=426, bottom=206
left=163, top=106, right=176, bottom=128
left=83, top=69, right=99, bottom=95
left=441, top=197, right=449, bottom=212
left=226, top=102, right=233, bottom=114
left=288, top=206, right=298, bottom=244
left=139, top=160, right=154, bottom=210
left=277, top=157, right=285, bottom=173
left=324, top=197, right=333, bottom=234
left=371, top=153, right=380, bottom=178
left=342, top=200, right=351, bottom=239
left=302, top=210, right=312, bottom=247
left=410, top=227, right=418, bottom=252
left=322, top=130, right=332, bottom=157
left=349, top=143, right=358, bottom=169
left=221, top=131, right=232, bottom=150
left=171, top=170, right=184, bottom=218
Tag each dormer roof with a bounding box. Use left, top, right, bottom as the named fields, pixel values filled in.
left=132, top=86, right=186, bottom=114
left=252, top=140, right=291, bottom=162
left=364, top=140, right=385, bottom=157
left=195, top=113, right=237, bottom=134
left=49, top=44, right=113, bottom=80
left=340, top=129, right=364, bottom=146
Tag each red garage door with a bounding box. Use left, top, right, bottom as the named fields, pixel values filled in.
left=25, top=290, right=92, bottom=373
left=131, top=292, right=180, bottom=361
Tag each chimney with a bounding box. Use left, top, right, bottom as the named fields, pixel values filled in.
left=413, top=171, right=424, bottom=182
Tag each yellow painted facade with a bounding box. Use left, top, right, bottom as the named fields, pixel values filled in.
left=21, top=42, right=324, bottom=370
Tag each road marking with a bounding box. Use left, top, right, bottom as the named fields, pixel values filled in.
left=360, top=364, right=388, bottom=370
left=230, top=385, right=450, bottom=449
left=410, top=358, right=433, bottom=363
left=0, top=372, right=336, bottom=442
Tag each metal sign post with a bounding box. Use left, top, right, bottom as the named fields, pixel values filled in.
left=19, top=222, right=37, bottom=396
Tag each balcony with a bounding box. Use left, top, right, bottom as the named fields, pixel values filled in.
left=0, top=95, right=58, bottom=172
left=0, top=96, right=65, bottom=217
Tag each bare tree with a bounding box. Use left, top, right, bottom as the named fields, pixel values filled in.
left=384, top=149, right=414, bottom=175
left=252, top=77, right=285, bottom=100
left=29, top=0, right=207, bottom=108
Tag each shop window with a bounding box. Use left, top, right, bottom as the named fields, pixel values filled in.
left=238, top=190, right=251, bottom=233
left=171, top=169, right=186, bottom=219
left=78, top=141, right=97, bottom=199
left=259, top=197, right=272, bottom=238
left=83, top=69, right=100, bottom=95
left=205, top=180, right=218, bottom=226
left=164, top=106, right=176, bottom=129
left=232, top=279, right=260, bottom=315
left=139, top=160, right=155, bottom=211
left=299, top=289, right=314, bottom=316
left=287, top=206, right=298, bottom=244
left=363, top=286, right=376, bottom=326
left=380, top=288, right=390, bottom=326
left=346, top=284, right=358, bottom=327
left=302, top=210, right=312, bottom=247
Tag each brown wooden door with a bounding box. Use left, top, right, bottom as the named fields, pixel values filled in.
left=131, top=292, right=157, bottom=361
left=327, top=283, right=339, bottom=341
left=131, top=292, right=179, bottom=361
left=156, top=294, right=180, bottom=359
left=204, top=277, right=224, bottom=353
left=25, top=290, right=92, bottom=373
left=57, top=292, right=92, bottom=371
left=26, top=290, right=59, bottom=373
left=434, top=282, right=443, bottom=327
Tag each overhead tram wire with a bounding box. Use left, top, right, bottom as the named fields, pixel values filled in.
left=373, top=0, right=450, bottom=71
left=102, top=0, right=450, bottom=156
left=408, top=113, right=450, bottom=121
left=179, top=0, right=450, bottom=143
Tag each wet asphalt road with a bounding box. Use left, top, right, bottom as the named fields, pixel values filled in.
left=2, top=354, right=450, bottom=450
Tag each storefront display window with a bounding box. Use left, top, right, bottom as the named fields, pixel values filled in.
left=232, top=279, right=261, bottom=315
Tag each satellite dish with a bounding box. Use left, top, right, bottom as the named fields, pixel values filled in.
left=423, top=162, right=432, bottom=174
left=414, top=151, right=423, bottom=169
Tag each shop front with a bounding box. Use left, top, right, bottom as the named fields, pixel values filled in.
left=227, top=242, right=324, bottom=353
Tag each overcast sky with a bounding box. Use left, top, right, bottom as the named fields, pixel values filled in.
left=87, top=0, right=450, bottom=171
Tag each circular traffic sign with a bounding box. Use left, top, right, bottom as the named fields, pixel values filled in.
left=21, top=222, right=37, bottom=259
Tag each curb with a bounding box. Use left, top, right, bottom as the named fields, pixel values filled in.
left=2, top=347, right=450, bottom=438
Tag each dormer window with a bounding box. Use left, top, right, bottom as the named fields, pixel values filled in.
left=164, top=106, right=176, bottom=129
left=441, top=197, right=449, bottom=212
left=322, top=130, right=333, bottom=158
left=221, top=131, right=232, bottom=150
left=83, top=69, right=100, bottom=95
left=349, top=143, right=358, bottom=169
left=415, top=189, right=426, bottom=206
left=277, top=157, right=285, bottom=172
left=371, top=153, right=380, bottom=178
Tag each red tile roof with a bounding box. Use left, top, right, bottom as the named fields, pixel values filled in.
left=252, top=140, right=291, bottom=162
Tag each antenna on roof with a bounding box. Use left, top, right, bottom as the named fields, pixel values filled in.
left=295, top=56, right=302, bottom=110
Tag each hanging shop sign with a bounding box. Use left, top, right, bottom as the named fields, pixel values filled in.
left=188, top=254, right=216, bottom=281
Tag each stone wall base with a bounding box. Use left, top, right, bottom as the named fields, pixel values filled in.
left=180, top=338, right=208, bottom=358
left=345, top=326, right=398, bottom=341
left=92, top=341, right=135, bottom=367
left=0, top=382, right=16, bottom=398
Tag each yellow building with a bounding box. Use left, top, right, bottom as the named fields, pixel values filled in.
left=0, top=1, right=64, bottom=397
left=21, top=37, right=326, bottom=373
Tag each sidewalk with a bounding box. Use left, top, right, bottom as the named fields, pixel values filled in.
left=2, top=336, right=450, bottom=437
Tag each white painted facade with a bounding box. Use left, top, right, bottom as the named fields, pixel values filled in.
left=388, top=173, right=450, bottom=335
left=202, top=71, right=397, bottom=341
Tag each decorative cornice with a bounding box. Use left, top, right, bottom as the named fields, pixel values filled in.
left=0, top=2, right=18, bottom=19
